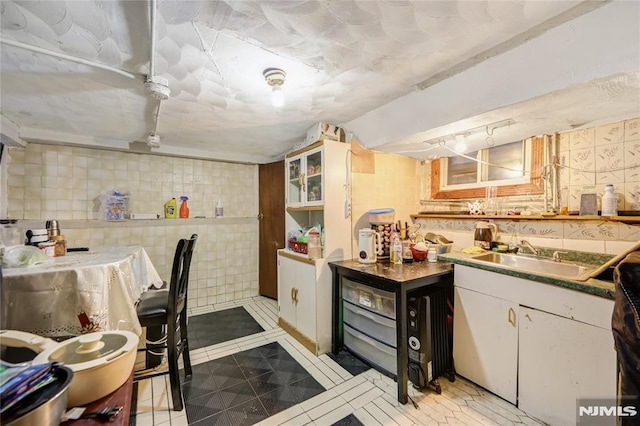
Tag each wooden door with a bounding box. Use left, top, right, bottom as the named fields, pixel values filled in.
left=258, top=161, right=285, bottom=299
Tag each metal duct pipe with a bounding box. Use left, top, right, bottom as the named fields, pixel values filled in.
left=149, top=0, right=157, bottom=78
left=0, top=38, right=136, bottom=79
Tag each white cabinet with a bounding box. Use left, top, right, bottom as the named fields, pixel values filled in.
left=279, top=140, right=352, bottom=355
left=518, top=306, right=616, bottom=426
left=453, top=265, right=616, bottom=425
left=286, top=145, right=323, bottom=207
left=453, top=287, right=518, bottom=404
left=277, top=253, right=317, bottom=342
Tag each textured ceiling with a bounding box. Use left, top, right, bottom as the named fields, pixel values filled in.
left=0, top=0, right=633, bottom=163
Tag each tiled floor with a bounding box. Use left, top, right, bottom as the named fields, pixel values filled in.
left=134, top=296, right=546, bottom=426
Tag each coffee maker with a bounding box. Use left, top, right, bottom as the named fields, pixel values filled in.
left=358, top=229, right=379, bottom=264
left=474, top=221, right=497, bottom=250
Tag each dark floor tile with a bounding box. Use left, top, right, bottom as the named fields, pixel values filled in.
left=256, top=341, right=292, bottom=359
left=331, top=414, right=365, bottom=426
left=188, top=307, right=264, bottom=350
left=182, top=372, right=219, bottom=400
left=233, top=347, right=266, bottom=366
left=212, top=364, right=247, bottom=391
left=327, top=350, right=371, bottom=377
left=268, top=358, right=311, bottom=384
left=190, top=410, right=232, bottom=426
left=218, top=381, right=259, bottom=409
left=247, top=370, right=288, bottom=396
left=258, top=385, right=299, bottom=416
left=208, top=355, right=240, bottom=374
left=237, top=357, right=273, bottom=380
left=185, top=390, right=225, bottom=424
left=288, top=375, right=325, bottom=403
left=225, top=397, right=269, bottom=426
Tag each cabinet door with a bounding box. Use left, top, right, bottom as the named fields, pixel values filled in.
left=453, top=287, right=518, bottom=404
left=294, top=265, right=317, bottom=341
left=304, top=147, right=323, bottom=206
left=286, top=154, right=304, bottom=207
left=277, top=255, right=298, bottom=326
left=518, top=306, right=616, bottom=426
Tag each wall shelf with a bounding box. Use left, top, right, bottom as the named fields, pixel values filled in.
left=411, top=214, right=640, bottom=224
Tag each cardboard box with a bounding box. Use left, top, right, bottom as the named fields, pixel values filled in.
left=305, top=122, right=346, bottom=146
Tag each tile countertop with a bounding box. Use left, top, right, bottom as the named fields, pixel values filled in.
left=329, top=259, right=453, bottom=283
left=438, top=252, right=615, bottom=300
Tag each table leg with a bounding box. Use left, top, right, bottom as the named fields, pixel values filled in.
left=331, top=267, right=341, bottom=355
left=396, top=288, right=408, bottom=404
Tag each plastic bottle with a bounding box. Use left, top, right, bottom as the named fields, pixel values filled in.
left=179, top=196, right=189, bottom=219
left=164, top=198, right=177, bottom=219
left=601, top=184, right=617, bottom=216
left=215, top=200, right=223, bottom=218
left=390, top=231, right=402, bottom=264
left=307, top=230, right=322, bottom=260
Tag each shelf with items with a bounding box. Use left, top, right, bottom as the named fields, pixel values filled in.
left=411, top=213, right=640, bottom=223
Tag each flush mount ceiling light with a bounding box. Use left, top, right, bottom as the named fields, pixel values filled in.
left=263, top=68, right=286, bottom=107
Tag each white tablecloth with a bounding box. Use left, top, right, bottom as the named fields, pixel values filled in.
left=1, top=246, right=162, bottom=337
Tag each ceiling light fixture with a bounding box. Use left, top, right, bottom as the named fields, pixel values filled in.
left=263, top=68, right=286, bottom=107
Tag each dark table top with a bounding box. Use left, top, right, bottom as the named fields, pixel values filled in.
left=329, top=259, right=452, bottom=283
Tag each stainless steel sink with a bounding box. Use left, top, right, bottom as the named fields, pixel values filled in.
left=470, top=252, right=595, bottom=279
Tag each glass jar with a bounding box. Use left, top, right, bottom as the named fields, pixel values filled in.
left=51, top=234, right=67, bottom=257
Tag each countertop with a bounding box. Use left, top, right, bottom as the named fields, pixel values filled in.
left=328, top=259, right=452, bottom=283
left=438, top=252, right=615, bottom=300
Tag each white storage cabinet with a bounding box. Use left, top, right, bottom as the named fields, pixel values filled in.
left=453, top=265, right=616, bottom=425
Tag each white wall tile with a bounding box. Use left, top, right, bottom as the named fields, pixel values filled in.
left=562, top=239, right=605, bottom=253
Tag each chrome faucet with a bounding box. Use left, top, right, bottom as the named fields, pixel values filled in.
left=552, top=251, right=568, bottom=262
left=519, top=240, right=539, bottom=256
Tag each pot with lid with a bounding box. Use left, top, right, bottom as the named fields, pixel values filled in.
left=474, top=221, right=497, bottom=250
left=0, top=330, right=138, bottom=407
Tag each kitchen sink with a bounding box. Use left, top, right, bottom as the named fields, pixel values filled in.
left=470, top=252, right=595, bottom=279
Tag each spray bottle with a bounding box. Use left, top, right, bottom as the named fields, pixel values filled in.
left=179, top=196, right=190, bottom=219
left=215, top=200, right=223, bottom=218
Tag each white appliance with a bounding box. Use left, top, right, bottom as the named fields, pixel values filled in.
left=358, top=229, right=379, bottom=264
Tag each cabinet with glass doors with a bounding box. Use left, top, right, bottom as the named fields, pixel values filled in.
left=286, top=145, right=323, bottom=207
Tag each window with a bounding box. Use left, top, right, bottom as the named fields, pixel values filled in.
left=431, top=137, right=544, bottom=199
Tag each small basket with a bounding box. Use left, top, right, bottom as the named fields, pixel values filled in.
left=289, top=239, right=308, bottom=254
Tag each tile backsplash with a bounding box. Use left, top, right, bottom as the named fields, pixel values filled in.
left=3, top=144, right=259, bottom=308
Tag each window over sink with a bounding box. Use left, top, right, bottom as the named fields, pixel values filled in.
left=431, top=136, right=545, bottom=199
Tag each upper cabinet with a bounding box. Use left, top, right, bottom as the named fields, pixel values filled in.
left=286, top=144, right=324, bottom=208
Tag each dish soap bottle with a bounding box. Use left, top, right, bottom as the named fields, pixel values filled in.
left=215, top=200, right=223, bottom=218
left=164, top=198, right=177, bottom=219
left=601, top=184, right=617, bottom=216
left=179, top=196, right=189, bottom=219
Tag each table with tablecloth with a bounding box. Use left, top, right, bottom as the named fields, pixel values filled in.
left=1, top=246, right=162, bottom=338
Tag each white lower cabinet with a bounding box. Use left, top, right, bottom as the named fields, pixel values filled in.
left=453, top=265, right=616, bottom=425
left=277, top=253, right=317, bottom=343
left=453, top=287, right=518, bottom=404
left=518, top=306, right=616, bottom=426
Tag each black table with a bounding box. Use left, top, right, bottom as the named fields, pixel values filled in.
left=329, top=259, right=453, bottom=404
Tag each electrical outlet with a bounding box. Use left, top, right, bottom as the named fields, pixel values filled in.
left=345, top=200, right=351, bottom=218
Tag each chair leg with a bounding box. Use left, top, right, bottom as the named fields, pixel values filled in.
left=179, top=312, right=192, bottom=377
left=145, top=325, right=164, bottom=369
left=167, top=324, right=184, bottom=411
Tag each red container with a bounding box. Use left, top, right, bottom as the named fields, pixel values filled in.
left=410, top=244, right=427, bottom=261
left=289, top=239, right=308, bottom=254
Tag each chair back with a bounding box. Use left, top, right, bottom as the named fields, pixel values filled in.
left=168, top=234, right=198, bottom=318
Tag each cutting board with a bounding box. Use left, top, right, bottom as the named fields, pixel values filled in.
left=587, top=240, right=640, bottom=279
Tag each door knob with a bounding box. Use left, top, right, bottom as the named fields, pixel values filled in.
left=257, top=213, right=264, bottom=220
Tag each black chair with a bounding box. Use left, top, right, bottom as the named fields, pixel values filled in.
left=134, top=234, right=198, bottom=411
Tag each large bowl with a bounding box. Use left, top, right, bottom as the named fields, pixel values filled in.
left=4, top=366, right=73, bottom=426
left=410, top=245, right=427, bottom=261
